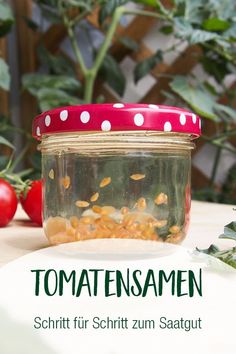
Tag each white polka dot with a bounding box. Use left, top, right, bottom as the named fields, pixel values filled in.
left=164, top=121, right=172, bottom=132
left=80, top=111, right=90, bottom=123
left=113, top=103, right=124, bottom=108
left=36, top=126, right=41, bottom=136
left=60, top=110, right=68, bottom=121
left=134, top=113, right=144, bottom=126
left=180, top=113, right=186, bottom=125
left=199, top=119, right=201, bottom=129
left=192, top=114, right=197, bottom=124
left=45, top=114, right=51, bottom=127
left=148, top=104, right=159, bottom=109
left=101, top=120, right=111, bottom=131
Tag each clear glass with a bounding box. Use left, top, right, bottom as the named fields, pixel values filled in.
left=39, top=131, right=194, bottom=245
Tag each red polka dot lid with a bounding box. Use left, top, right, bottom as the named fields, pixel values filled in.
left=32, top=103, right=201, bottom=140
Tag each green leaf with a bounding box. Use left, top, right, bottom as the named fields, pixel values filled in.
left=223, top=23, right=236, bottom=39
left=214, top=104, right=236, bottom=123
left=35, top=88, right=82, bottom=112
left=0, top=57, right=10, bottom=91
left=160, top=25, right=173, bottom=34
left=0, top=1, right=14, bottom=37
left=201, top=51, right=230, bottom=83
left=134, top=50, right=163, bottom=83
left=22, top=74, right=81, bottom=95
left=99, top=54, right=126, bottom=96
left=99, top=0, right=128, bottom=24
left=23, top=16, right=39, bottom=31
left=0, top=155, right=8, bottom=170
left=202, top=18, right=230, bottom=32
left=186, top=2, right=205, bottom=24
left=119, top=36, right=139, bottom=51
left=196, top=244, right=220, bottom=255
left=170, top=76, right=219, bottom=120
left=0, top=135, right=14, bottom=149
left=205, top=0, right=236, bottom=21
left=175, top=17, right=220, bottom=44
left=37, top=2, right=61, bottom=24
left=37, top=45, right=76, bottom=76
left=174, top=17, right=192, bottom=36
left=220, top=222, right=236, bottom=241
left=189, top=29, right=220, bottom=44
left=196, top=245, right=236, bottom=269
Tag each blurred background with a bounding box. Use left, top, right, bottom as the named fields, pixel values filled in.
left=0, top=0, right=236, bottom=203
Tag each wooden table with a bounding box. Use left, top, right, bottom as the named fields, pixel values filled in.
left=0, top=201, right=235, bottom=267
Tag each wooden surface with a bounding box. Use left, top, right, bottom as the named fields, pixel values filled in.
left=0, top=201, right=235, bottom=267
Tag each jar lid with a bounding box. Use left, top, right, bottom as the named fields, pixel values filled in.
left=32, top=103, right=201, bottom=140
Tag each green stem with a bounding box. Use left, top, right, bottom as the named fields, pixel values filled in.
left=67, top=25, right=88, bottom=76
left=213, top=129, right=236, bottom=139
left=62, top=4, right=170, bottom=103
left=82, top=6, right=126, bottom=103
left=83, top=71, right=96, bottom=103
left=92, top=7, right=125, bottom=75
left=9, top=142, right=31, bottom=173
left=70, top=10, right=90, bottom=27
left=84, top=5, right=173, bottom=102
left=124, top=8, right=169, bottom=21
left=210, top=146, right=222, bottom=187
left=201, top=135, right=236, bottom=154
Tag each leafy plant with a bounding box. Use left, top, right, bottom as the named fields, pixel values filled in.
left=1, top=0, right=235, bottom=201
left=23, top=1, right=235, bottom=103
left=22, top=73, right=82, bottom=111
left=196, top=244, right=236, bottom=269
left=197, top=221, right=236, bottom=269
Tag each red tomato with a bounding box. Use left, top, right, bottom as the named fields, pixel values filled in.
left=0, top=178, right=18, bottom=227
left=20, top=180, right=43, bottom=226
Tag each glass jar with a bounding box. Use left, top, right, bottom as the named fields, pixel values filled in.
left=33, top=104, right=201, bottom=246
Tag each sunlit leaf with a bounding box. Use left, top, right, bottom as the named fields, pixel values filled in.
left=170, top=76, right=219, bottom=120
left=202, top=18, right=230, bottom=32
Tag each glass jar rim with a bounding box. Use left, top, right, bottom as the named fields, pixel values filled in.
left=39, top=131, right=195, bottom=154
left=32, top=103, right=201, bottom=140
